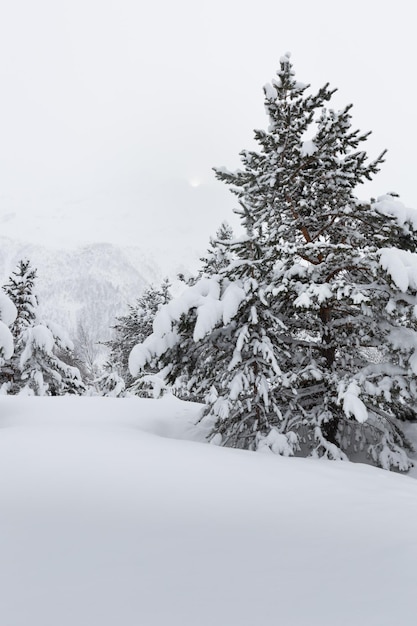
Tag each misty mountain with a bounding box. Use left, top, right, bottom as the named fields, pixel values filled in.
left=0, top=237, right=162, bottom=363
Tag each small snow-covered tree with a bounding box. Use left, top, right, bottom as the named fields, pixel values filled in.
left=19, top=322, right=85, bottom=396
left=129, top=54, right=417, bottom=471
left=1, top=259, right=84, bottom=396
left=1, top=260, right=38, bottom=391
left=169, top=223, right=237, bottom=400
left=106, top=279, right=171, bottom=394
left=3, top=259, right=37, bottom=340
left=94, top=371, right=126, bottom=397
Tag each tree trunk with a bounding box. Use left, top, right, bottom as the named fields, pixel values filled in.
left=319, top=305, right=338, bottom=444
left=319, top=305, right=335, bottom=368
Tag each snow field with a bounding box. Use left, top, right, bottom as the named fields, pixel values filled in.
left=1, top=395, right=417, bottom=626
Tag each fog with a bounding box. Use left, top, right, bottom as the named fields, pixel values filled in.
left=1, top=0, right=415, bottom=270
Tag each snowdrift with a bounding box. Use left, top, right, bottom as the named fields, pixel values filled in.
left=1, top=395, right=417, bottom=626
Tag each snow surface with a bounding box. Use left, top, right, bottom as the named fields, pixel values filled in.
left=1, top=394, right=417, bottom=626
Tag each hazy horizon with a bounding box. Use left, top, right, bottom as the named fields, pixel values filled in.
left=1, top=0, right=416, bottom=272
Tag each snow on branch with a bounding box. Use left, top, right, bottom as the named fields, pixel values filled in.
left=19, top=325, right=55, bottom=367
left=339, top=381, right=368, bottom=424
left=388, top=327, right=417, bottom=374
left=129, top=277, right=246, bottom=377
left=129, top=330, right=179, bottom=377
left=294, top=283, right=333, bottom=308
left=379, top=248, right=417, bottom=292
left=0, top=292, right=17, bottom=327
left=374, top=194, right=417, bottom=231
left=45, top=321, right=74, bottom=351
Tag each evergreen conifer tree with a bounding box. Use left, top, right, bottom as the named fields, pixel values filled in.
left=3, top=260, right=37, bottom=340
left=106, top=279, right=171, bottom=394
left=19, top=322, right=85, bottom=396
left=130, top=54, right=417, bottom=470
left=1, top=259, right=84, bottom=396
left=1, top=260, right=38, bottom=391
left=147, top=224, right=237, bottom=401
left=94, top=370, right=126, bottom=397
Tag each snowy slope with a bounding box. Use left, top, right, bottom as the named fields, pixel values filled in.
left=1, top=395, right=417, bottom=626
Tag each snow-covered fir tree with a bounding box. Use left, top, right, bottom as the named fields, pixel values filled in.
left=142, top=224, right=236, bottom=401
left=19, top=322, right=85, bottom=396
left=106, top=279, right=171, bottom=394
left=94, top=371, right=126, bottom=397
left=1, top=259, right=84, bottom=396
left=3, top=259, right=37, bottom=340
left=167, top=223, right=237, bottom=400
left=130, top=54, right=417, bottom=471
left=0, top=260, right=38, bottom=392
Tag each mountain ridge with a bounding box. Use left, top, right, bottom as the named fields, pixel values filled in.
left=0, top=236, right=162, bottom=361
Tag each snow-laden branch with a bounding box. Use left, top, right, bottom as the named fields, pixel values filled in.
left=374, top=194, right=417, bottom=231
left=0, top=292, right=17, bottom=327
left=339, top=381, right=368, bottom=424
left=129, top=277, right=246, bottom=377
left=379, top=248, right=417, bottom=293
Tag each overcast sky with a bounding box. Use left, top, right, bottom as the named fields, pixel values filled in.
left=1, top=0, right=416, bottom=272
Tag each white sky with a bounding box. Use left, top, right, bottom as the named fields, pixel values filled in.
left=0, top=0, right=416, bottom=272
